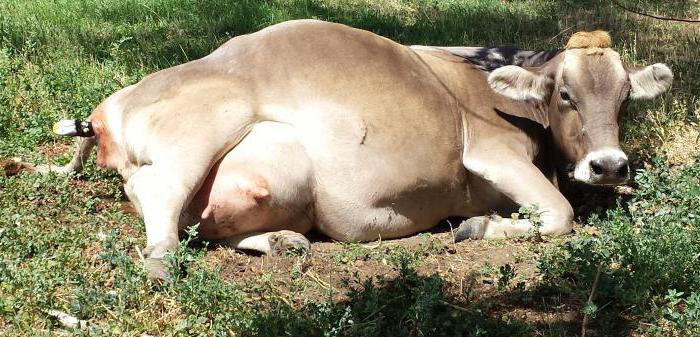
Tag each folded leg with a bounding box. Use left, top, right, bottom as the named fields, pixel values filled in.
left=458, top=152, right=574, bottom=240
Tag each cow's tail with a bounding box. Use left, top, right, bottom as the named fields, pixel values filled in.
left=11, top=119, right=96, bottom=175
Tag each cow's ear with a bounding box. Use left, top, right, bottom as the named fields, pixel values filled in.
left=629, top=63, right=673, bottom=100
left=488, top=65, right=553, bottom=102
left=488, top=65, right=553, bottom=128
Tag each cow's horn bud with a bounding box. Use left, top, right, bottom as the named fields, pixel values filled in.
left=52, top=119, right=94, bottom=137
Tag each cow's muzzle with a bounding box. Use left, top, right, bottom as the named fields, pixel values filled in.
left=573, top=148, right=629, bottom=185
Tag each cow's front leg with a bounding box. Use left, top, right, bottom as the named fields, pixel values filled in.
left=458, top=154, right=574, bottom=240
left=125, top=164, right=208, bottom=279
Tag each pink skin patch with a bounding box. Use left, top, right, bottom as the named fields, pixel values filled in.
left=89, top=110, right=125, bottom=170
left=189, top=159, right=272, bottom=239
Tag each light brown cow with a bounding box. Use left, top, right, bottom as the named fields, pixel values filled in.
left=27, top=21, right=672, bottom=278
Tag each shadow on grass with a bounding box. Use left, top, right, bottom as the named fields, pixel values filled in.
left=236, top=261, right=577, bottom=337
left=3, top=0, right=561, bottom=69
left=240, top=263, right=645, bottom=337
left=8, top=0, right=692, bottom=85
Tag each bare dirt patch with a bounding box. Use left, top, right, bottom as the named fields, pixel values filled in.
left=206, top=229, right=532, bottom=295
left=202, top=226, right=580, bottom=333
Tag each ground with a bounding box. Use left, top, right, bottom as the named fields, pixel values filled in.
left=1, top=1, right=699, bottom=336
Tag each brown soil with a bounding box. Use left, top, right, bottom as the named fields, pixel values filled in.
left=203, top=226, right=581, bottom=333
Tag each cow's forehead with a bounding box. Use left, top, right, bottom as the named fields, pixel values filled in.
left=559, top=48, right=627, bottom=89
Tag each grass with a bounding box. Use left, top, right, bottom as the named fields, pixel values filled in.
left=0, top=0, right=698, bottom=336
left=538, top=157, right=700, bottom=335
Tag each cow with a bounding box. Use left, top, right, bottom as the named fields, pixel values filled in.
left=23, top=20, right=672, bottom=279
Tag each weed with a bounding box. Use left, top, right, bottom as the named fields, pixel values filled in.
left=334, top=243, right=371, bottom=265
left=513, top=204, right=544, bottom=240
left=538, top=157, right=700, bottom=334
left=647, top=290, right=700, bottom=336
left=482, top=262, right=517, bottom=292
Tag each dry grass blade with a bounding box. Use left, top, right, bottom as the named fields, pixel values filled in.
left=612, top=1, right=700, bottom=23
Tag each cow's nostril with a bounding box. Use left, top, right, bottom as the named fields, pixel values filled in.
left=590, top=161, right=604, bottom=175
left=617, top=164, right=629, bottom=178
left=584, top=152, right=629, bottom=184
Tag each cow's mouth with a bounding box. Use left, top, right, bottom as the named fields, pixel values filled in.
left=573, top=148, right=630, bottom=185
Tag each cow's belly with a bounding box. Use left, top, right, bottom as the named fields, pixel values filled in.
left=312, top=186, right=470, bottom=242
left=181, top=121, right=510, bottom=242
left=275, top=103, right=470, bottom=242
left=183, top=121, right=470, bottom=242
left=185, top=122, right=314, bottom=239
left=308, top=171, right=515, bottom=242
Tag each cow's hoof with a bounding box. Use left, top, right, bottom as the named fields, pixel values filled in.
left=268, top=230, right=310, bottom=256
left=142, top=245, right=174, bottom=281
left=144, top=257, right=170, bottom=281
left=454, top=216, right=495, bottom=242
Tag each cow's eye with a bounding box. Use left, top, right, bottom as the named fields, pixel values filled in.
left=560, top=90, right=571, bottom=101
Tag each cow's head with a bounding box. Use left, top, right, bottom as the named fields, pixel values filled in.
left=487, top=31, right=673, bottom=185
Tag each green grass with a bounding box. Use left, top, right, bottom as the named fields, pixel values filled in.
left=1, top=0, right=699, bottom=336
left=538, top=157, right=700, bottom=335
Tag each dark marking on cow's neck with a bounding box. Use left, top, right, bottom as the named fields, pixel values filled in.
left=496, top=110, right=562, bottom=186
left=436, top=46, right=562, bottom=72
left=359, top=119, right=368, bottom=145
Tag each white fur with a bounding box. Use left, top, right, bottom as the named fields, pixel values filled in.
left=463, top=157, right=500, bottom=183
left=573, top=148, right=628, bottom=183
left=104, top=87, right=130, bottom=152
left=489, top=51, right=505, bottom=62
left=224, top=232, right=273, bottom=253
left=483, top=218, right=535, bottom=239
left=480, top=215, right=568, bottom=239
left=124, top=166, right=182, bottom=252
left=223, top=231, right=310, bottom=255
left=53, top=119, right=80, bottom=136
left=629, top=63, right=673, bottom=100
left=488, top=65, right=552, bottom=102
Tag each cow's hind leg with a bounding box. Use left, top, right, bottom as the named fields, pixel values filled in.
left=125, top=127, right=255, bottom=279
left=223, top=230, right=311, bottom=255
left=125, top=164, right=206, bottom=279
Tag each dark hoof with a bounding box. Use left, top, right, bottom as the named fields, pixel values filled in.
left=268, top=230, right=311, bottom=256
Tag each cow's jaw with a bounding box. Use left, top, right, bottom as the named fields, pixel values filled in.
left=573, top=148, right=629, bottom=185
